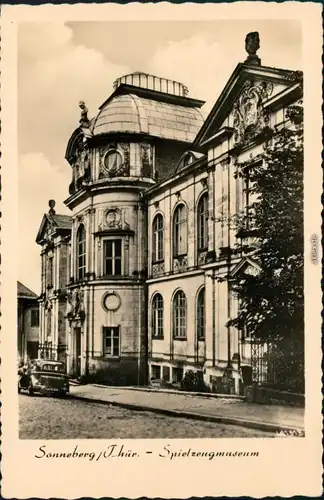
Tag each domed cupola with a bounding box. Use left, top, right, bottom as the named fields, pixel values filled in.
left=91, top=71, right=204, bottom=141
left=65, top=71, right=205, bottom=199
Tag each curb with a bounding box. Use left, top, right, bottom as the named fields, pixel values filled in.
left=91, top=384, right=245, bottom=400
left=68, top=393, right=304, bottom=435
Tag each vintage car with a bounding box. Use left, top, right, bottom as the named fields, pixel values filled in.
left=18, top=359, right=69, bottom=396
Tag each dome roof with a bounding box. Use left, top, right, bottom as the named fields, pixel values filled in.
left=91, top=93, right=204, bottom=143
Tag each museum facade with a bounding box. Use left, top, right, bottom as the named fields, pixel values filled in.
left=36, top=34, right=302, bottom=393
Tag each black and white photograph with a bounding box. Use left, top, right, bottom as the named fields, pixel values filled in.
left=1, top=2, right=322, bottom=498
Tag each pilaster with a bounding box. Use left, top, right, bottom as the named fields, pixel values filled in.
left=70, top=219, right=76, bottom=279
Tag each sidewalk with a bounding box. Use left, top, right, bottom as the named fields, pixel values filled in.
left=70, top=384, right=304, bottom=434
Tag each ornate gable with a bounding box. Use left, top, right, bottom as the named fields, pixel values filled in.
left=193, top=33, right=303, bottom=151
left=229, top=257, right=262, bottom=280
left=36, top=215, right=55, bottom=245
left=36, top=201, right=72, bottom=245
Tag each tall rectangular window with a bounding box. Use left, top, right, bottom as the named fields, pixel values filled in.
left=103, top=240, right=122, bottom=276
left=48, top=257, right=54, bottom=287
left=244, top=169, right=250, bottom=229
left=173, top=290, right=187, bottom=338
left=152, top=293, right=164, bottom=338
left=173, top=204, right=188, bottom=257
left=103, top=326, right=120, bottom=356
left=77, top=225, right=86, bottom=280
left=152, top=214, right=164, bottom=262
left=196, top=288, right=205, bottom=340
left=197, top=194, right=208, bottom=250
left=30, top=309, right=40, bottom=327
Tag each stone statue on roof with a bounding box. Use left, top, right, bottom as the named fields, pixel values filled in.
left=79, top=101, right=90, bottom=127
left=48, top=199, right=56, bottom=215
left=245, top=32, right=261, bottom=66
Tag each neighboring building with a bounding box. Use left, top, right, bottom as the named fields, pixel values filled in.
left=36, top=209, right=72, bottom=365
left=17, top=281, right=40, bottom=361
left=36, top=33, right=303, bottom=392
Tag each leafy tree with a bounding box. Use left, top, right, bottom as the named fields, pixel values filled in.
left=228, top=98, right=304, bottom=392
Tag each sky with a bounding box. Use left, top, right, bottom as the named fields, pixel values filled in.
left=18, top=20, right=302, bottom=294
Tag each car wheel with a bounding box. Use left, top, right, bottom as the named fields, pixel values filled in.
left=28, top=384, right=34, bottom=396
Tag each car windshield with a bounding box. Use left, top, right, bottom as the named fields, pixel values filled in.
left=40, top=364, right=65, bottom=373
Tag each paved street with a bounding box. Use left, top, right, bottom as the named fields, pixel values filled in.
left=19, top=394, right=272, bottom=439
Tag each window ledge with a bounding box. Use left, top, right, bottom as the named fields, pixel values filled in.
left=173, top=337, right=187, bottom=341
left=94, top=229, right=135, bottom=237
left=152, top=259, right=165, bottom=265
left=93, top=355, right=121, bottom=360
left=101, top=275, right=123, bottom=279
left=152, top=336, right=164, bottom=340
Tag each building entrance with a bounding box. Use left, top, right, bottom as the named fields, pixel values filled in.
left=71, top=327, right=82, bottom=378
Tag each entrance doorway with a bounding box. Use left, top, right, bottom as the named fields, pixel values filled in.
left=72, top=327, right=82, bottom=378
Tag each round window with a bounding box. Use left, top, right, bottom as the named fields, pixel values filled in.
left=104, top=150, right=122, bottom=174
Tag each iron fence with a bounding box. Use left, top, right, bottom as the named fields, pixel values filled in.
left=38, top=342, right=68, bottom=373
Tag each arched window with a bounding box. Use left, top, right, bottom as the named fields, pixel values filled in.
left=173, top=290, right=187, bottom=338
left=196, top=287, right=205, bottom=340
left=152, top=214, right=164, bottom=262
left=77, top=224, right=86, bottom=280
left=152, top=293, right=164, bottom=339
left=197, top=193, right=208, bottom=251
left=173, top=204, right=188, bottom=257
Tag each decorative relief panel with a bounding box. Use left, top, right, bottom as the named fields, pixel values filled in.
left=44, top=223, right=54, bottom=242
left=98, top=207, right=131, bottom=232
left=173, top=255, right=188, bottom=273
left=233, top=80, right=274, bottom=145
left=73, top=136, right=91, bottom=184
left=67, top=289, right=86, bottom=322
left=76, top=213, right=85, bottom=225
left=99, top=143, right=130, bottom=179
left=152, top=262, right=165, bottom=278
left=197, top=250, right=208, bottom=266
left=141, top=143, right=153, bottom=177
left=244, top=264, right=260, bottom=277
left=119, top=143, right=130, bottom=171
left=105, top=208, right=122, bottom=229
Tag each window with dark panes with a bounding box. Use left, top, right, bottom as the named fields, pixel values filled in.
left=173, top=204, right=188, bottom=256
left=152, top=293, right=164, bottom=338
left=151, top=365, right=161, bottom=379
left=77, top=224, right=86, bottom=280
left=162, top=365, right=170, bottom=381
left=173, top=290, right=187, bottom=338
left=197, top=193, right=208, bottom=250
left=103, top=326, right=120, bottom=356
left=103, top=240, right=122, bottom=276
left=152, top=214, right=164, bottom=262
left=196, top=287, right=205, bottom=340
left=30, top=309, right=40, bottom=327
left=172, top=366, right=184, bottom=383
left=48, top=256, right=54, bottom=288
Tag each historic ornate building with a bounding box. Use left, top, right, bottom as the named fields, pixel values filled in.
left=36, top=33, right=302, bottom=392
left=17, top=281, right=40, bottom=361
